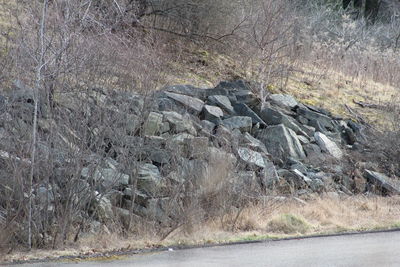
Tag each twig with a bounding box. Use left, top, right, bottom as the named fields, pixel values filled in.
left=344, top=104, right=368, bottom=126
left=353, top=99, right=381, bottom=109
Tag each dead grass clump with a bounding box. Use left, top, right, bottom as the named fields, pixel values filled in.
left=267, top=213, right=311, bottom=234
left=229, top=207, right=263, bottom=232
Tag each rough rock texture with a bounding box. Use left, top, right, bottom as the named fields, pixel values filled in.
left=257, top=124, right=306, bottom=160
left=314, top=132, right=343, bottom=159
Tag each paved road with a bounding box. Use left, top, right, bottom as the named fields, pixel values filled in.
left=11, top=231, right=400, bottom=267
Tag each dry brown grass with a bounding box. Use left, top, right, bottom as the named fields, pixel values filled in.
left=164, top=45, right=399, bottom=130
left=0, top=0, right=16, bottom=31
left=264, top=195, right=400, bottom=233
left=284, top=63, right=399, bottom=128
left=3, top=195, right=400, bottom=263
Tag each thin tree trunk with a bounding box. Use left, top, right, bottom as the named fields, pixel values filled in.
left=28, top=0, right=48, bottom=250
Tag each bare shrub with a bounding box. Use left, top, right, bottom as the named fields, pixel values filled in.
left=0, top=0, right=168, bottom=250
left=292, top=0, right=400, bottom=89
left=237, top=0, right=298, bottom=99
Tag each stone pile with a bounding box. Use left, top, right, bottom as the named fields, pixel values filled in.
left=1, top=80, right=398, bottom=226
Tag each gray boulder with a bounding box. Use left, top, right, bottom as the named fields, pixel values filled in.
left=213, top=125, right=235, bottom=148
left=163, top=84, right=207, bottom=99
left=364, top=170, right=400, bottom=195
left=241, top=132, right=269, bottom=155
left=314, top=132, right=343, bottom=159
left=202, top=80, right=251, bottom=99
left=94, top=195, right=114, bottom=221
left=222, top=116, right=252, bottom=132
left=299, top=124, right=316, bottom=137
left=261, top=160, right=280, bottom=187
left=168, top=133, right=195, bottom=145
left=269, top=94, right=298, bottom=109
left=137, top=164, right=164, bottom=196
left=257, top=124, right=306, bottom=160
left=296, top=106, right=337, bottom=133
left=208, top=147, right=237, bottom=166
left=164, top=91, right=204, bottom=113
left=200, top=120, right=216, bottom=134
left=297, top=135, right=310, bottom=145
left=234, top=91, right=258, bottom=106
left=162, top=111, right=197, bottom=135
left=237, top=147, right=266, bottom=168
left=81, top=167, right=129, bottom=188
left=183, top=137, right=209, bottom=159
left=292, top=169, right=325, bottom=192
left=201, top=105, right=224, bottom=121
left=208, top=95, right=235, bottom=114
left=260, top=107, right=307, bottom=136
left=143, top=112, right=163, bottom=136
left=233, top=103, right=266, bottom=126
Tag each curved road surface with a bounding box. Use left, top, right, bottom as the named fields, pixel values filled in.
left=11, top=231, right=400, bottom=267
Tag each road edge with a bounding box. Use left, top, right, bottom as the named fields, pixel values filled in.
left=3, top=227, right=400, bottom=266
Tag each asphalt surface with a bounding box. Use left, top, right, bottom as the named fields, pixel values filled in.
left=10, top=230, right=400, bottom=267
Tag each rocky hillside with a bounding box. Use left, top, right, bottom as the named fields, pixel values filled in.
left=0, top=80, right=399, bottom=246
